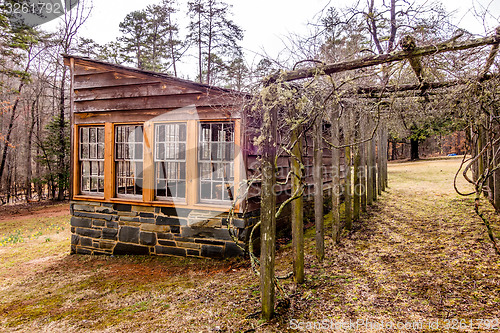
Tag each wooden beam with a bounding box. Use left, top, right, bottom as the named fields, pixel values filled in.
left=104, top=123, right=114, bottom=200
left=186, top=120, right=198, bottom=206
left=142, top=121, right=155, bottom=202
left=267, top=32, right=500, bottom=83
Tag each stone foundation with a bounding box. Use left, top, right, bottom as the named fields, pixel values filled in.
left=69, top=201, right=255, bottom=258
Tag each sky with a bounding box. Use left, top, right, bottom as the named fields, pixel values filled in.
left=42, top=0, right=500, bottom=79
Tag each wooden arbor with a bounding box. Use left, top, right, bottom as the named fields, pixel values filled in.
left=258, top=29, right=500, bottom=320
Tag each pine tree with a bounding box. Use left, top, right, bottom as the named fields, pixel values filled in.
left=187, top=0, right=243, bottom=85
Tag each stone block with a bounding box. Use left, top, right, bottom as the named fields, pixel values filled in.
left=187, top=249, right=200, bottom=256
left=106, top=221, right=118, bottom=229
left=100, top=240, right=115, bottom=250
left=71, top=234, right=80, bottom=245
left=92, top=219, right=106, bottom=227
left=118, top=226, right=140, bottom=244
left=173, top=236, right=194, bottom=243
left=74, top=211, right=113, bottom=222
left=194, top=238, right=225, bottom=246
left=181, top=227, right=232, bottom=241
left=76, top=228, right=102, bottom=239
left=71, top=217, right=92, bottom=228
left=140, top=232, right=157, bottom=246
left=113, top=242, right=149, bottom=255
left=157, top=233, right=173, bottom=240
left=119, top=216, right=140, bottom=222
left=95, top=206, right=116, bottom=214
left=156, top=216, right=181, bottom=226
left=141, top=224, right=169, bottom=233
left=139, top=212, right=154, bottom=218
left=102, top=228, right=118, bottom=240
left=200, top=244, right=224, bottom=258
left=132, top=205, right=155, bottom=213
left=170, top=226, right=180, bottom=234
left=73, top=204, right=95, bottom=212
left=155, top=245, right=186, bottom=257
left=114, top=204, right=131, bottom=212
left=160, top=207, right=191, bottom=217
left=139, top=217, right=155, bottom=224
left=76, top=247, right=92, bottom=255
left=80, top=237, right=93, bottom=247
left=158, top=240, right=176, bottom=247
left=176, top=241, right=200, bottom=250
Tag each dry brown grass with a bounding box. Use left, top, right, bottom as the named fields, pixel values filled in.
left=0, top=157, right=499, bottom=332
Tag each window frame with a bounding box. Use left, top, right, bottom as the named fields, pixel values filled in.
left=153, top=122, right=188, bottom=203
left=78, top=125, right=105, bottom=196
left=197, top=121, right=236, bottom=205
left=114, top=124, right=144, bottom=199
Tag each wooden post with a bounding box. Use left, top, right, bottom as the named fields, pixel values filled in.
left=360, top=139, right=367, bottom=212
left=291, top=127, right=304, bottom=283
left=478, top=126, right=484, bottom=180
left=353, top=111, right=361, bottom=221
left=494, top=139, right=500, bottom=213
left=260, top=105, right=278, bottom=320
left=344, top=112, right=352, bottom=231
left=383, top=125, right=389, bottom=189
left=371, top=128, right=377, bottom=202
left=331, top=106, right=341, bottom=242
left=366, top=133, right=374, bottom=206
left=313, top=115, right=324, bottom=261
left=377, top=126, right=383, bottom=195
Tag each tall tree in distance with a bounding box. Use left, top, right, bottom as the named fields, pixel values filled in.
left=119, top=10, right=148, bottom=69
left=117, top=1, right=184, bottom=74
left=187, top=0, right=243, bottom=85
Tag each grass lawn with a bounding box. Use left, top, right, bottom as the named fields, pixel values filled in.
left=0, top=157, right=499, bottom=332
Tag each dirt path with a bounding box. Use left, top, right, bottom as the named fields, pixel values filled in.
left=0, top=202, right=69, bottom=222
left=284, top=158, right=500, bottom=331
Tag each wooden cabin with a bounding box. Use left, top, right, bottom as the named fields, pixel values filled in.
left=64, top=55, right=335, bottom=258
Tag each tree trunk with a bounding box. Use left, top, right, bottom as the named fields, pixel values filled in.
left=313, top=115, right=324, bottom=261
left=260, top=105, right=278, bottom=320
left=291, top=127, right=304, bottom=283
left=0, top=82, right=24, bottom=182
left=410, top=138, right=419, bottom=160
left=57, top=66, right=68, bottom=201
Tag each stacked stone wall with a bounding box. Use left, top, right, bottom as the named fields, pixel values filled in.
left=70, top=201, right=249, bottom=258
